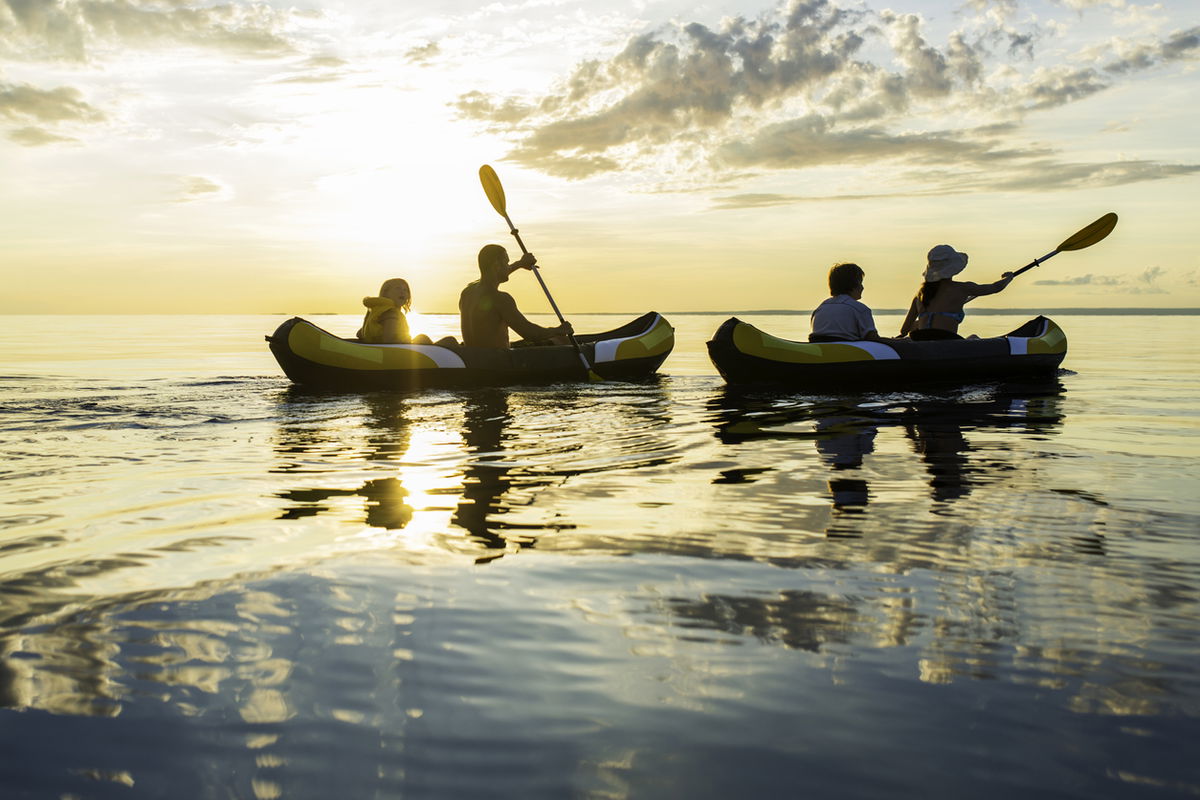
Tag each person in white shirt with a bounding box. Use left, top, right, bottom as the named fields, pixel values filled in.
left=809, top=263, right=883, bottom=342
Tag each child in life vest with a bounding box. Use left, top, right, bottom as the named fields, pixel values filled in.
left=357, top=279, right=434, bottom=344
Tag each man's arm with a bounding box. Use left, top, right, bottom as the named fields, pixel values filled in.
left=506, top=252, right=537, bottom=277
left=496, top=292, right=570, bottom=342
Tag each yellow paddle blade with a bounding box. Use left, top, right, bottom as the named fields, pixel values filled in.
left=1058, top=212, right=1117, bottom=251
left=479, top=164, right=507, bottom=216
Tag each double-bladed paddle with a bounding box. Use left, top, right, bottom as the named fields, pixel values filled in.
left=1009, top=212, right=1118, bottom=278
left=478, top=164, right=602, bottom=381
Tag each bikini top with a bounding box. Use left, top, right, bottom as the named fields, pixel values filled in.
left=917, top=309, right=965, bottom=327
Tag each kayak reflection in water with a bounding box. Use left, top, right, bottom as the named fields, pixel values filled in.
left=450, top=390, right=569, bottom=563
left=814, top=414, right=878, bottom=539
left=452, top=390, right=515, bottom=558
left=709, top=380, right=1065, bottom=529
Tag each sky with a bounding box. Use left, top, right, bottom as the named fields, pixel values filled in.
left=1, top=0, right=1197, bottom=314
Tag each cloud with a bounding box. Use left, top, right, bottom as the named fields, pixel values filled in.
left=0, top=81, right=104, bottom=123
left=452, top=90, right=532, bottom=124
left=454, top=1, right=1200, bottom=195
left=0, top=80, right=104, bottom=145
left=1103, top=25, right=1200, bottom=75
left=708, top=157, right=1200, bottom=207
left=1137, top=265, right=1165, bottom=285
left=509, top=150, right=620, bottom=180
left=7, top=125, right=79, bottom=146
left=963, top=0, right=1020, bottom=22
left=0, top=0, right=300, bottom=62
left=175, top=175, right=230, bottom=203
left=1033, top=274, right=1121, bottom=286
left=1034, top=266, right=1179, bottom=294
left=1013, top=65, right=1110, bottom=111
left=0, top=1, right=314, bottom=145
left=405, top=42, right=440, bottom=65
left=711, top=193, right=805, bottom=209
left=715, top=115, right=1050, bottom=170
left=974, top=160, right=1200, bottom=191
left=273, top=55, right=352, bottom=84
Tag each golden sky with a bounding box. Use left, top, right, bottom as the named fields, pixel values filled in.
left=1, top=0, right=1197, bottom=313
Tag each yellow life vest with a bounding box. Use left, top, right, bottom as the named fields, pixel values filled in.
left=357, top=297, right=411, bottom=343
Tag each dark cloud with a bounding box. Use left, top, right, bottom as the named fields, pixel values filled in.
left=1034, top=266, right=1177, bottom=295
left=1138, top=265, right=1165, bottom=285
left=1014, top=66, right=1109, bottom=111
left=880, top=11, right=974, bottom=97
left=458, top=0, right=879, bottom=156
left=978, top=160, right=1200, bottom=192
left=711, top=190, right=919, bottom=208
left=711, top=193, right=804, bottom=209
left=963, top=0, right=1018, bottom=16
left=1105, top=25, right=1200, bottom=75
left=176, top=175, right=227, bottom=202
left=405, top=42, right=439, bottom=65
left=709, top=157, right=1200, bottom=206
left=0, top=0, right=298, bottom=62
left=1033, top=274, right=1121, bottom=286
left=0, top=1, right=307, bottom=143
left=508, top=151, right=620, bottom=180
left=715, top=115, right=1050, bottom=169
left=7, top=125, right=78, bottom=146
left=456, top=2, right=1200, bottom=194
left=452, top=90, right=532, bottom=124
left=273, top=55, right=352, bottom=85
left=0, top=81, right=103, bottom=122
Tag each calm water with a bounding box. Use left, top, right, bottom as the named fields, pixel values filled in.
left=1, top=312, right=1198, bottom=799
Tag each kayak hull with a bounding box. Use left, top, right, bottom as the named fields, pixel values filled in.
left=706, top=316, right=1067, bottom=388
left=268, top=312, right=674, bottom=389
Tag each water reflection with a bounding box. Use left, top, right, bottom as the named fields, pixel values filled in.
left=710, top=380, right=1066, bottom=529
left=269, top=386, right=588, bottom=562
left=274, top=391, right=415, bottom=529
left=452, top=389, right=544, bottom=561
left=663, top=589, right=861, bottom=652
left=4, top=367, right=1200, bottom=798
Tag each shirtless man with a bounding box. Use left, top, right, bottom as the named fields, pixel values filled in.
left=459, top=244, right=573, bottom=348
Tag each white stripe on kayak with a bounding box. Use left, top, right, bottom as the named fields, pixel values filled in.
left=844, top=341, right=900, bottom=360
left=373, top=344, right=467, bottom=368
left=593, top=323, right=655, bottom=363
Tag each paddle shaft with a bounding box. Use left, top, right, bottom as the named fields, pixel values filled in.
left=1010, top=249, right=1060, bottom=279
left=498, top=213, right=598, bottom=378
left=500, top=215, right=571, bottom=326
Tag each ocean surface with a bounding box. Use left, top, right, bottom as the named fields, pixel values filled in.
left=1, top=311, right=1198, bottom=799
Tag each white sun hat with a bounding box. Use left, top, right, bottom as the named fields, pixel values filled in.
left=924, top=245, right=968, bottom=281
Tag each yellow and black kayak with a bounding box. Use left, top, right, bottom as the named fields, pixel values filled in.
left=267, top=312, right=674, bottom=389
left=707, top=316, right=1067, bottom=388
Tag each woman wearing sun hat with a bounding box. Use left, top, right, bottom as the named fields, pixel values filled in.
left=898, top=245, right=1015, bottom=340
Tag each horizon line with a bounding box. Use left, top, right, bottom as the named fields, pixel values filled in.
left=3, top=308, right=1199, bottom=316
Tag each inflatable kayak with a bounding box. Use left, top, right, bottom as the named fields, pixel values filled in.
left=267, top=312, right=674, bottom=389
left=707, top=316, right=1066, bottom=388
